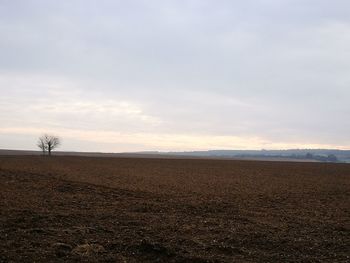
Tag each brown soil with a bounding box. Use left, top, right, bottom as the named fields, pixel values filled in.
left=0, top=156, right=349, bottom=262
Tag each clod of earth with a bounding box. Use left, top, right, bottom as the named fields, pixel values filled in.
left=72, top=243, right=106, bottom=256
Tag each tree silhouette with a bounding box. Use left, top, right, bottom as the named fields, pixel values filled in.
left=37, top=137, right=47, bottom=155
left=37, top=134, right=61, bottom=156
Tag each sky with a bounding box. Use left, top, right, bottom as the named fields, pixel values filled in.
left=0, top=0, right=349, bottom=152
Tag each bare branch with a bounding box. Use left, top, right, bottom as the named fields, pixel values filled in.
left=37, top=134, right=61, bottom=156
left=37, top=137, right=47, bottom=155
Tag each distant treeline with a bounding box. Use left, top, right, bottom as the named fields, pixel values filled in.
left=162, top=149, right=350, bottom=163
left=235, top=153, right=339, bottom=162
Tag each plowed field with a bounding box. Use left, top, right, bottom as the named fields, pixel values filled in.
left=0, top=156, right=349, bottom=262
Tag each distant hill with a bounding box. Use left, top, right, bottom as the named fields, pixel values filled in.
left=134, top=149, right=350, bottom=163
left=153, top=149, right=350, bottom=163
left=1, top=149, right=349, bottom=163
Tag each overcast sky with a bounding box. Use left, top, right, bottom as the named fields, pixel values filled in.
left=0, top=0, right=349, bottom=152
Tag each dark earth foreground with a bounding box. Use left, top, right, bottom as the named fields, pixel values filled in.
left=0, top=156, right=349, bottom=262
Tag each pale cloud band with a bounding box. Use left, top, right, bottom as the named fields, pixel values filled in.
left=1, top=126, right=348, bottom=152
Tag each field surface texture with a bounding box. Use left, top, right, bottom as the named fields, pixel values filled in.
left=0, top=156, right=349, bottom=262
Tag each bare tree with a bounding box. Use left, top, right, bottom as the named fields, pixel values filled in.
left=37, top=137, right=47, bottom=155
left=37, top=134, right=61, bottom=156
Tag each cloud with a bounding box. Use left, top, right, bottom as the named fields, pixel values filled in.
left=0, top=1, right=349, bottom=151
left=0, top=73, right=160, bottom=133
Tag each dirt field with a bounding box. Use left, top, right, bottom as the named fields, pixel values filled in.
left=0, top=156, right=349, bottom=262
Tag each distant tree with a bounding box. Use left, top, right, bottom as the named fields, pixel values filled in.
left=37, top=137, right=47, bottom=155
left=305, top=152, right=314, bottom=159
left=37, top=134, right=61, bottom=156
left=327, top=154, right=338, bottom=163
